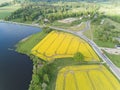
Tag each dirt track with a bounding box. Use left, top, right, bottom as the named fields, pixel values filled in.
left=100, top=47, right=120, bottom=55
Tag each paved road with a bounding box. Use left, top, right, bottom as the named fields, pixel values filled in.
left=49, top=21, right=120, bottom=80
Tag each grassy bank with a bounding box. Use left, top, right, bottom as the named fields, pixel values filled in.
left=0, top=4, right=20, bottom=19
left=94, top=40, right=115, bottom=48
left=15, top=28, right=55, bottom=90
left=0, top=0, right=12, bottom=4
left=51, top=19, right=87, bottom=31
left=104, top=52, right=120, bottom=68
left=16, top=30, right=48, bottom=55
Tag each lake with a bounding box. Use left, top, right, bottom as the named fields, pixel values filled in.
left=0, top=22, right=41, bottom=90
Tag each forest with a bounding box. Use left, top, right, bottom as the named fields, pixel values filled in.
left=5, top=2, right=98, bottom=23
left=13, top=0, right=109, bottom=3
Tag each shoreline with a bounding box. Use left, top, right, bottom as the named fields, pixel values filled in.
left=0, top=20, right=44, bottom=28
left=20, top=35, right=32, bottom=42
left=15, top=29, right=120, bottom=90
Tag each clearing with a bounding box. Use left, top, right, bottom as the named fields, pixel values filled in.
left=101, top=47, right=120, bottom=55
left=58, top=18, right=78, bottom=23
left=0, top=4, right=20, bottom=19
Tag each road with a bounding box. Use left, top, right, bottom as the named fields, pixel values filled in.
left=49, top=21, right=120, bottom=80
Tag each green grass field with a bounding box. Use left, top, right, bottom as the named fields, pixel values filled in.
left=16, top=30, right=46, bottom=55
left=52, top=19, right=86, bottom=31
left=104, top=51, right=120, bottom=68
left=83, top=3, right=120, bottom=48
left=0, top=0, right=12, bottom=4
left=84, top=18, right=120, bottom=48
left=99, top=3, right=120, bottom=16
left=0, top=4, right=20, bottom=19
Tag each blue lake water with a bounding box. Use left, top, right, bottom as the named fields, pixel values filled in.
left=0, top=22, right=41, bottom=90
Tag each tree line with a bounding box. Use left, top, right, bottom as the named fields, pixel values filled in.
left=13, top=0, right=111, bottom=3
left=92, top=15, right=120, bottom=44
left=5, top=2, right=98, bottom=23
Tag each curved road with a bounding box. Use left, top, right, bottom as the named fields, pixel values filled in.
left=49, top=21, right=120, bottom=80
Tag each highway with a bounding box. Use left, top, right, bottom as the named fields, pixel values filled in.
left=49, top=21, right=120, bottom=80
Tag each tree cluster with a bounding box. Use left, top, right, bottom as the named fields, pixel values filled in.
left=5, top=2, right=98, bottom=23
left=13, top=0, right=111, bottom=3
left=92, top=15, right=120, bottom=43
left=0, top=2, right=10, bottom=7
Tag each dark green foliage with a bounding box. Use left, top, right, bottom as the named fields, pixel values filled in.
left=73, top=52, right=85, bottom=62
left=95, top=22, right=116, bottom=42
left=5, top=2, right=97, bottom=23
left=13, top=0, right=110, bottom=3
left=42, top=27, right=53, bottom=33
left=29, top=57, right=81, bottom=90
left=108, top=16, right=120, bottom=23
left=32, top=74, right=40, bottom=84
left=92, top=14, right=106, bottom=24
left=71, top=20, right=82, bottom=25
left=43, top=74, right=49, bottom=83
left=113, top=39, right=120, bottom=45
left=91, top=14, right=119, bottom=44
left=0, top=2, right=10, bottom=7
left=29, top=84, right=41, bottom=90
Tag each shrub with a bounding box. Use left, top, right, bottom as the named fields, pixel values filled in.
left=42, top=27, right=53, bottom=33
left=32, top=74, right=40, bottom=84
left=43, top=74, right=49, bottom=83
left=73, top=52, right=84, bottom=62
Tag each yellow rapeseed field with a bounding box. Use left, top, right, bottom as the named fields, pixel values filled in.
left=31, top=31, right=99, bottom=61
left=55, top=65, right=120, bottom=90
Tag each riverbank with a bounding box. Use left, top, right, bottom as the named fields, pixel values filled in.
left=0, top=20, right=44, bottom=28
left=0, top=22, right=42, bottom=90
left=15, top=30, right=47, bottom=90
left=15, top=28, right=55, bottom=90
left=15, top=29, right=48, bottom=55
